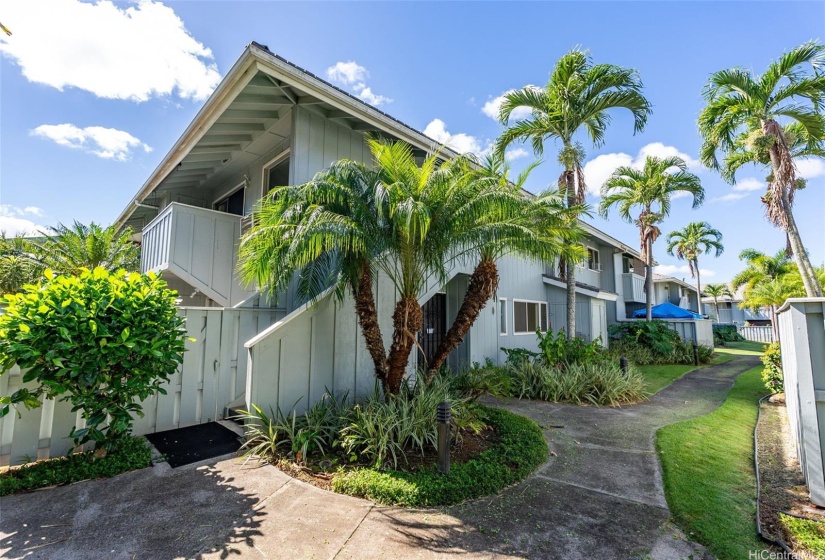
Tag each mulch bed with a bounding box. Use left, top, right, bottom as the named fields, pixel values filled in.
left=273, top=427, right=498, bottom=491
left=756, top=395, right=825, bottom=546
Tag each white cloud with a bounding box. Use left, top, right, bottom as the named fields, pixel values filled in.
left=733, top=177, right=764, bottom=192
left=0, top=0, right=221, bottom=102
left=423, top=119, right=489, bottom=156
left=505, top=147, right=529, bottom=162
left=326, top=61, right=368, bottom=86
left=482, top=89, right=535, bottom=122
left=796, top=157, right=825, bottom=180
left=326, top=61, right=392, bottom=106
left=655, top=264, right=716, bottom=278
left=32, top=124, right=152, bottom=161
left=711, top=192, right=749, bottom=203
left=357, top=86, right=392, bottom=106
left=582, top=143, right=703, bottom=197
left=0, top=205, right=48, bottom=237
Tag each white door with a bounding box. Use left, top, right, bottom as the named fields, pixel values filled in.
left=591, top=299, right=608, bottom=347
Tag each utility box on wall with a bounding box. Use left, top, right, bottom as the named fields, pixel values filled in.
left=777, top=298, right=825, bottom=506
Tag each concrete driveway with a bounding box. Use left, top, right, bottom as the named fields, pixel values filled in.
left=0, top=355, right=759, bottom=559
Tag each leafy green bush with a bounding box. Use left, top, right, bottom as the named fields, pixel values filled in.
left=0, top=268, right=187, bottom=451
left=447, top=360, right=511, bottom=400
left=500, top=347, right=539, bottom=366
left=536, top=329, right=607, bottom=367
left=609, top=320, right=681, bottom=355
left=0, top=436, right=151, bottom=496
left=331, top=406, right=547, bottom=506
left=712, top=324, right=744, bottom=346
left=505, top=360, right=646, bottom=405
left=761, top=341, right=783, bottom=393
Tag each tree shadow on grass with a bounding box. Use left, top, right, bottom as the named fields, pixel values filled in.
left=0, top=454, right=278, bottom=559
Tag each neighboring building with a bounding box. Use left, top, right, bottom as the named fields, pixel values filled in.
left=113, top=42, right=696, bottom=418
left=653, top=274, right=701, bottom=314
left=701, top=286, right=771, bottom=326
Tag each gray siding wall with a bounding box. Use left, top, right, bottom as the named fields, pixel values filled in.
left=292, top=107, right=371, bottom=185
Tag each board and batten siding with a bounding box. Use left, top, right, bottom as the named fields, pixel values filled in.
left=0, top=307, right=283, bottom=467
left=292, top=107, right=371, bottom=186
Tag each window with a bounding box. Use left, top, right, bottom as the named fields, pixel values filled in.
left=587, top=247, right=601, bottom=271
left=498, top=298, right=507, bottom=335
left=214, top=187, right=244, bottom=216
left=513, top=300, right=548, bottom=334
left=265, top=157, right=290, bottom=193
left=622, top=256, right=633, bottom=274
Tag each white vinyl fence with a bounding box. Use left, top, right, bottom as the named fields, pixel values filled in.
left=0, top=306, right=283, bottom=467
left=777, top=298, right=825, bottom=506
left=737, top=325, right=775, bottom=343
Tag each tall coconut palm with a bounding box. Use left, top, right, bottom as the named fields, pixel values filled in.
left=665, top=221, right=724, bottom=312
left=703, top=283, right=732, bottom=322
left=493, top=48, right=651, bottom=339
left=699, top=42, right=825, bottom=297
left=599, top=156, right=704, bottom=320
left=40, top=222, right=139, bottom=274
left=425, top=153, right=584, bottom=376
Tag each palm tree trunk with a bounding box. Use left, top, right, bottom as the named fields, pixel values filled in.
left=427, top=257, right=499, bottom=378
left=645, top=238, right=653, bottom=321
left=695, top=262, right=702, bottom=314
left=770, top=304, right=780, bottom=342
left=714, top=297, right=720, bottom=323
left=784, top=201, right=822, bottom=297
left=386, top=296, right=423, bottom=395
left=564, top=165, right=578, bottom=340
left=352, top=262, right=389, bottom=385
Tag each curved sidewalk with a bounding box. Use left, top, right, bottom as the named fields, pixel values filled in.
left=0, top=355, right=759, bottom=560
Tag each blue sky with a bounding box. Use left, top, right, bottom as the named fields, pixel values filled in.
left=1, top=0, right=823, bottom=285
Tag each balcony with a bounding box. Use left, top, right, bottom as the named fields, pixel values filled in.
left=622, top=273, right=647, bottom=303
left=141, top=203, right=254, bottom=307
left=575, top=265, right=601, bottom=289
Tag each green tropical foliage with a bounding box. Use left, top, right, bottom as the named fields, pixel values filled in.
left=493, top=47, right=651, bottom=339
left=665, top=222, right=724, bottom=312
left=0, top=268, right=187, bottom=451
left=761, top=341, right=783, bottom=393
left=704, top=283, right=733, bottom=322
left=699, top=41, right=825, bottom=297
left=599, top=156, right=705, bottom=320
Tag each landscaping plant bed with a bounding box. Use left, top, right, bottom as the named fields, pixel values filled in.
left=756, top=395, right=825, bottom=556
left=261, top=407, right=546, bottom=507
left=0, top=436, right=152, bottom=496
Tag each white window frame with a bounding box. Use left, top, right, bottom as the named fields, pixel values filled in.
left=262, top=148, right=291, bottom=195
left=586, top=246, right=602, bottom=272
left=512, top=299, right=549, bottom=335
left=213, top=182, right=246, bottom=213
left=498, top=297, right=508, bottom=336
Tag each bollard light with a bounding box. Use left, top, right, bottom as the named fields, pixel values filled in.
left=620, top=356, right=628, bottom=375
left=436, top=401, right=451, bottom=474
left=692, top=341, right=699, bottom=366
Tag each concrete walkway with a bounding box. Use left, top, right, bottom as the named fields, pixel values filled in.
left=0, top=355, right=759, bottom=559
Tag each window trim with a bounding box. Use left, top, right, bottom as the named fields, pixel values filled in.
left=586, top=246, right=602, bottom=272
left=212, top=182, right=246, bottom=214
left=262, top=148, right=291, bottom=194
left=498, top=297, right=508, bottom=336
left=512, top=298, right=549, bottom=335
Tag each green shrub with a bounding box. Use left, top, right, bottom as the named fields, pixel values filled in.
left=331, top=406, right=547, bottom=506
left=505, top=360, right=646, bottom=406
left=761, top=341, right=783, bottom=393
left=500, top=347, right=539, bottom=367
left=447, top=361, right=511, bottom=400
left=0, top=268, right=188, bottom=451
left=609, top=320, right=681, bottom=355
left=536, top=329, right=607, bottom=367
left=0, top=436, right=151, bottom=496
left=712, top=324, right=744, bottom=346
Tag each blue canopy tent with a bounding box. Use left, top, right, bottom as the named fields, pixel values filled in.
left=632, top=301, right=703, bottom=319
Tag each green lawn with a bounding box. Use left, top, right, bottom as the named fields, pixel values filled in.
left=656, top=365, right=769, bottom=559
left=715, top=340, right=768, bottom=356
left=638, top=353, right=733, bottom=396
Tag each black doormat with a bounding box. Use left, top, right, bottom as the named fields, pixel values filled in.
left=145, top=422, right=242, bottom=468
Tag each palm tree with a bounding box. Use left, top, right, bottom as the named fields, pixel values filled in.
left=240, top=139, right=565, bottom=394
left=493, top=48, right=651, bottom=339
left=40, top=222, right=139, bottom=274
left=426, top=153, right=583, bottom=375
left=699, top=42, right=825, bottom=297
left=0, top=234, right=44, bottom=294
left=741, top=277, right=804, bottom=341
left=731, top=249, right=794, bottom=294
left=599, top=156, right=704, bottom=320
left=665, top=222, right=724, bottom=312
left=703, top=283, right=732, bottom=322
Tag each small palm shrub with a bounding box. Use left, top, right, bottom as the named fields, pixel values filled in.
left=608, top=321, right=713, bottom=365
left=536, top=329, right=607, bottom=367
left=712, top=324, right=744, bottom=346
left=761, top=342, right=783, bottom=393
left=505, top=360, right=646, bottom=406
left=609, top=321, right=681, bottom=355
